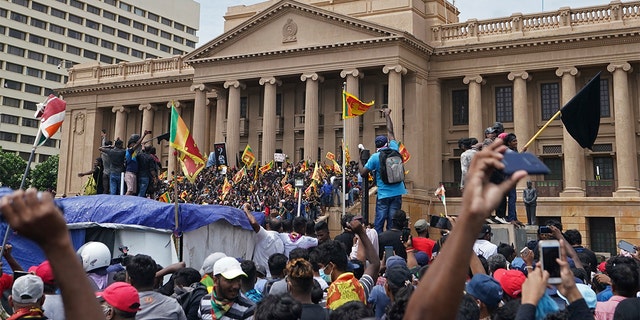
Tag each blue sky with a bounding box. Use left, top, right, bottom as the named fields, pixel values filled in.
left=196, top=0, right=617, bottom=46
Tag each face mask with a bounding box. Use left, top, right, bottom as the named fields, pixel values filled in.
left=320, top=265, right=332, bottom=284
left=174, top=286, right=194, bottom=296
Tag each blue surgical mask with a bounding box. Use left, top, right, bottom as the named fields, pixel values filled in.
left=320, top=266, right=332, bottom=283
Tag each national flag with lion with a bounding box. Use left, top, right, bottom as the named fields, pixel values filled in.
left=342, top=91, right=374, bottom=119
left=170, top=105, right=206, bottom=183
left=242, top=145, right=256, bottom=168
left=34, top=94, right=66, bottom=147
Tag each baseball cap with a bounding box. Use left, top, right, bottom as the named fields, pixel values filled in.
left=200, top=252, right=227, bottom=275
left=477, top=224, right=492, bottom=239
left=213, top=257, right=247, bottom=280
left=255, top=265, right=267, bottom=277
left=465, top=274, right=503, bottom=309
left=493, top=268, right=526, bottom=298
left=12, top=274, right=44, bottom=304
left=375, top=135, right=388, bottom=148
left=497, top=132, right=509, bottom=140
left=386, top=256, right=407, bottom=269
left=414, top=251, right=429, bottom=266
left=386, top=265, right=412, bottom=289
left=557, top=283, right=597, bottom=309
left=414, top=219, right=429, bottom=233
left=96, top=282, right=141, bottom=313
left=28, top=261, right=54, bottom=285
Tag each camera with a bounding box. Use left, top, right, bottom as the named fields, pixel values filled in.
left=401, top=227, right=411, bottom=242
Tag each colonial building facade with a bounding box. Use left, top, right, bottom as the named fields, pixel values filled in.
left=58, top=0, right=640, bottom=254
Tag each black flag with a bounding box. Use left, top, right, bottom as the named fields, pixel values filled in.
left=156, top=132, right=170, bottom=144
left=560, top=72, right=601, bottom=150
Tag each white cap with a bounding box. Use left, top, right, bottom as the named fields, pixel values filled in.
left=200, top=252, right=227, bottom=275
left=12, top=274, right=44, bottom=304
left=213, top=257, right=247, bottom=280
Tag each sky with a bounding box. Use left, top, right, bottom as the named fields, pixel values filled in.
left=196, top=0, right=615, bottom=46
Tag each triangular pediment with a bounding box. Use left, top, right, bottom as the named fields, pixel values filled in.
left=185, top=0, right=405, bottom=63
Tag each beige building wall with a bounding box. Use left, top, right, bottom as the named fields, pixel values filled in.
left=59, top=0, right=640, bottom=254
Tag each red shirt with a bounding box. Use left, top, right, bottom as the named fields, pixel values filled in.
left=412, top=237, right=436, bottom=257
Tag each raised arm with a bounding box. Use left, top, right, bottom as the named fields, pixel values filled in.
left=131, top=130, right=152, bottom=151
left=2, top=245, right=23, bottom=272
left=350, top=220, right=380, bottom=282
left=382, top=108, right=395, bottom=142
left=242, top=203, right=260, bottom=233
left=404, top=140, right=527, bottom=320
left=0, top=189, right=105, bottom=320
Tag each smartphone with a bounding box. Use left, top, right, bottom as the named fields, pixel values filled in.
left=502, top=152, right=551, bottom=175
left=539, top=240, right=562, bottom=284
left=13, top=271, right=30, bottom=280
left=539, top=225, right=551, bottom=234
left=429, top=216, right=452, bottom=230
left=401, top=228, right=411, bottom=242
left=384, top=246, right=395, bottom=259
left=618, top=240, right=637, bottom=254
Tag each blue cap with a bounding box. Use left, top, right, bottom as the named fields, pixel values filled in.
left=386, top=256, right=407, bottom=269
left=466, top=274, right=503, bottom=309
left=414, top=251, right=429, bottom=266
left=375, top=135, right=388, bottom=148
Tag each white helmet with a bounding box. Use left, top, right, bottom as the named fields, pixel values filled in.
left=77, top=242, right=111, bottom=272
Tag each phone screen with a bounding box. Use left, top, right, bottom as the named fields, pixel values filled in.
left=539, top=226, right=551, bottom=234
left=384, top=246, right=394, bottom=259
left=618, top=240, right=637, bottom=254
left=542, top=246, right=561, bottom=278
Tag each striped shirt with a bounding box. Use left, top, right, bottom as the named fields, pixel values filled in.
left=198, top=294, right=255, bottom=320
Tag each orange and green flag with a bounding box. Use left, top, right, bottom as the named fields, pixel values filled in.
left=342, top=90, right=374, bottom=119
left=242, top=145, right=256, bottom=168
left=158, top=192, right=171, bottom=203
left=283, top=183, right=294, bottom=195
left=398, top=142, right=411, bottom=163
left=221, top=177, right=232, bottom=200
left=311, top=162, right=321, bottom=182
left=259, top=161, right=274, bottom=174
left=170, top=105, right=206, bottom=183
left=232, top=167, right=246, bottom=184
left=342, top=140, right=351, bottom=164
left=326, top=152, right=336, bottom=162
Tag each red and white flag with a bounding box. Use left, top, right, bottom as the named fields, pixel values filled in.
left=35, top=95, right=66, bottom=146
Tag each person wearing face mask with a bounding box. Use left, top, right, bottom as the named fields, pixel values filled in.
left=95, top=282, right=141, bottom=320
left=173, top=268, right=208, bottom=320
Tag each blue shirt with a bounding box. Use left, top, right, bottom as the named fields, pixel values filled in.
left=364, top=140, right=407, bottom=199
left=367, top=285, right=390, bottom=319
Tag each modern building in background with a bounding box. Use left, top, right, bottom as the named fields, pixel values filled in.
left=58, top=0, right=640, bottom=254
left=0, top=0, right=199, bottom=164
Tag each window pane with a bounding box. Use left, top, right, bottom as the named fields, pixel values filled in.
left=161, top=31, right=171, bottom=39
left=495, top=86, right=513, bottom=123
left=29, top=34, right=46, bottom=45
left=116, top=44, right=128, bottom=54
left=32, top=1, right=48, bottom=12
left=452, top=89, right=469, bottom=125
left=541, top=83, right=560, bottom=120
left=161, top=17, right=171, bottom=26
left=148, top=12, right=159, bottom=22
left=131, top=49, right=143, bottom=59
left=68, top=29, right=82, bottom=40
left=12, top=0, right=28, bottom=6
left=22, top=118, right=39, bottom=128
left=133, top=21, right=144, bottom=30
left=118, top=16, right=130, bottom=26
left=45, top=72, right=62, bottom=82
left=4, top=80, right=22, bottom=90
left=3, top=97, right=21, bottom=108
left=69, top=0, right=83, bottom=9
left=589, top=217, right=616, bottom=256
left=49, top=24, right=65, bottom=35
left=0, top=132, right=18, bottom=142
left=134, top=7, right=145, bottom=16
left=132, top=35, right=144, bottom=44
left=119, top=2, right=131, bottom=11
left=51, top=8, right=66, bottom=19
left=600, top=78, right=610, bottom=118
left=23, top=101, right=38, bottom=110
left=25, top=84, right=42, bottom=94
left=543, top=157, right=563, bottom=181
left=28, top=51, right=44, bottom=61
left=20, top=134, right=35, bottom=144
left=85, top=35, right=98, bottom=45
left=146, top=40, right=157, bottom=49
left=102, top=25, right=115, bottom=35
left=87, top=4, right=100, bottom=14
left=47, top=56, right=61, bottom=66
left=69, top=14, right=83, bottom=25
left=66, top=45, right=81, bottom=55
left=103, top=10, right=115, bottom=20
left=100, top=55, right=113, bottom=64
left=83, top=50, right=97, bottom=59
left=173, top=35, right=183, bottom=44
left=8, top=29, right=26, bottom=40
left=8, top=45, right=25, bottom=57
left=101, top=40, right=114, bottom=50
left=10, top=12, right=28, bottom=23
left=30, top=18, right=46, bottom=29
left=26, top=67, right=43, bottom=78
left=159, top=44, right=170, bottom=53
left=5, top=62, right=24, bottom=74
left=117, top=30, right=130, bottom=40
left=1, top=114, right=19, bottom=125
left=147, top=26, right=158, bottom=35
left=593, top=156, right=614, bottom=180
left=86, top=19, right=99, bottom=30
left=174, top=22, right=184, bottom=31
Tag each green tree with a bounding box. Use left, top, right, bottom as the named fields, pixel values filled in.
left=31, top=155, right=59, bottom=192
left=0, top=149, right=28, bottom=189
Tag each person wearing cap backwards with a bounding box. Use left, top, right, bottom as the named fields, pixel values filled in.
left=198, top=257, right=255, bottom=320
left=8, top=274, right=46, bottom=319
left=96, top=282, right=141, bottom=320
left=412, top=219, right=435, bottom=259
left=358, top=108, right=407, bottom=233
left=465, top=274, right=504, bottom=320
left=126, top=254, right=186, bottom=320
left=473, top=224, right=498, bottom=259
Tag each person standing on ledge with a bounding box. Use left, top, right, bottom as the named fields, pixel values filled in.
left=359, top=108, right=407, bottom=233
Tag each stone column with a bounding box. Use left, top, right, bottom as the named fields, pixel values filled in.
left=190, top=84, right=211, bottom=153
left=426, top=79, right=443, bottom=188
left=214, top=89, right=227, bottom=144
left=608, top=62, right=639, bottom=197
left=507, top=71, right=532, bottom=149
left=340, top=69, right=362, bottom=159
left=138, top=104, right=156, bottom=141
left=463, top=74, right=484, bottom=140
left=111, top=105, right=129, bottom=143
left=383, top=65, right=407, bottom=141
left=166, top=101, right=182, bottom=180
left=300, top=73, right=323, bottom=162
left=260, top=77, right=282, bottom=164
left=224, top=80, right=245, bottom=168
left=556, top=67, right=586, bottom=197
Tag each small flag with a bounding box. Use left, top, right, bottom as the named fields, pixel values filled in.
left=311, top=162, right=321, bottom=182
left=158, top=192, right=171, bottom=203
left=259, top=161, right=274, bottom=174
left=331, top=160, right=342, bottom=174
left=398, top=142, right=411, bottom=163
left=242, top=145, right=256, bottom=168
left=35, top=95, right=66, bottom=146
left=560, top=72, right=601, bottom=149
left=300, top=160, right=308, bottom=173
left=283, top=184, right=294, bottom=195
left=304, top=181, right=316, bottom=197
left=253, top=164, right=259, bottom=181
left=280, top=172, right=289, bottom=186
left=232, top=167, right=246, bottom=184
left=180, top=190, right=188, bottom=200
left=435, top=183, right=446, bottom=206
left=221, top=177, right=232, bottom=200
left=343, top=141, right=351, bottom=164
left=342, top=90, right=374, bottom=119
left=326, top=152, right=336, bottom=162
left=156, top=132, right=170, bottom=144
left=170, top=105, right=206, bottom=183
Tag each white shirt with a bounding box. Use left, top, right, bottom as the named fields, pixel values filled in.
left=473, top=239, right=498, bottom=259
left=253, top=227, right=284, bottom=276
left=279, top=233, right=318, bottom=257
left=350, top=228, right=379, bottom=260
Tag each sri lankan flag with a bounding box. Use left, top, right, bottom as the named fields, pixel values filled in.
left=326, top=152, right=336, bottom=162
left=398, top=142, right=411, bottom=163
left=242, top=145, right=256, bottom=168
left=300, top=160, right=308, bottom=173
left=311, top=162, right=321, bottom=182
left=232, top=167, right=246, bottom=184
left=170, top=105, right=206, bottom=183
left=283, top=183, right=294, bottom=195
left=259, top=161, right=274, bottom=174
left=280, top=172, right=289, bottom=186
left=304, top=181, right=316, bottom=197
left=221, top=177, right=232, bottom=200
left=34, top=94, right=66, bottom=147
left=342, top=140, right=351, bottom=164
left=342, top=90, right=374, bottom=119
left=158, top=192, right=171, bottom=203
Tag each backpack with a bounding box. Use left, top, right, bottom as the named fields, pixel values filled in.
left=379, top=148, right=405, bottom=184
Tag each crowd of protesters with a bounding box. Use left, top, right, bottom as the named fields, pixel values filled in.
left=3, top=139, right=638, bottom=320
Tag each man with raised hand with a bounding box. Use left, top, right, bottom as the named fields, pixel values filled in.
left=404, top=140, right=527, bottom=320
left=0, top=189, right=105, bottom=319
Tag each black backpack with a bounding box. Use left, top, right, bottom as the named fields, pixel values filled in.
left=379, top=148, right=405, bottom=184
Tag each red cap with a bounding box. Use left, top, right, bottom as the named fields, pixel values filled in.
left=28, top=261, right=54, bottom=285
left=493, top=268, right=526, bottom=298
left=96, top=282, right=141, bottom=313
left=598, top=261, right=607, bottom=273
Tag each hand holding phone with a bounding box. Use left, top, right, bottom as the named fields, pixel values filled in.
left=384, top=246, right=394, bottom=259
left=539, top=240, right=561, bottom=284
left=502, top=152, right=551, bottom=175
left=618, top=240, right=637, bottom=254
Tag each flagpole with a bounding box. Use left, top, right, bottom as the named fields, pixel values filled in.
left=341, top=83, right=346, bottom=218
left=0, top=128, right=43, bottom=259
left=521, top=110, right=561, bottom=151
left=173, top=150, right=182, bottom=262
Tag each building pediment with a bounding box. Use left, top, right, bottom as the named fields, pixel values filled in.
left=185, top=0, right=407, bottom=64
